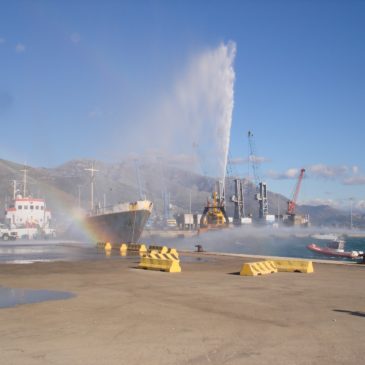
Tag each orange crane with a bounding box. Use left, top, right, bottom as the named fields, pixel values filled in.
left=287, top=168, right=305, bottom=216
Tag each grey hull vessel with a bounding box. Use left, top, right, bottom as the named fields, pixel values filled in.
left=85, top=200, right=153, bottom=243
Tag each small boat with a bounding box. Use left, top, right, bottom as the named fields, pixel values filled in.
left=307, top=239, right=363, bottom=259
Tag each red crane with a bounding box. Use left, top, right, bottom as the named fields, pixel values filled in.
left=287, top=169, right=305, bottom=215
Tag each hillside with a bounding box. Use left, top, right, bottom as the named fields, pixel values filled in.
left=0, top=158, right=359, bottom=229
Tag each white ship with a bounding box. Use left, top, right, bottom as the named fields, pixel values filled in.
left=2, top=168, right=55, bottom=240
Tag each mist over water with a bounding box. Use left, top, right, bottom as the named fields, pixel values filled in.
left=144, top=226, right=365, bottom=262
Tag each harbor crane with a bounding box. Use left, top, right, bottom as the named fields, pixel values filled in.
left=287, top=168, right=305, bottom=216
left=248, top=131, right=268, bottom=220
left=284, top=168, right=308, bottom=226
left=226, top=151, right=245, bottom=225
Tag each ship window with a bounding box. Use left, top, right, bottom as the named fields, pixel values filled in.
left=30, top=206, right=34, bottom=210
left=36, top=206, right=39, bottom=210
left=41, top=206, right=44, bottom=210
left=24, top=205, right=28, bottom=209
left=18, top=205, right=22, bottom=209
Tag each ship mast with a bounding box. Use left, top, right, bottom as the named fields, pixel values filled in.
left=20, top=166, right=28, bottom=197
left=85, top=162, right=99, bottom=211
left=10, top=180, right=17, bottom=199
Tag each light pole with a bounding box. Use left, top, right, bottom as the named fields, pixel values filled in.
left=77, top=185, right=82, bottom=208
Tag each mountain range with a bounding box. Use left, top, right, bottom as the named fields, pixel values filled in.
left=0, top=158, right=360, bottom=230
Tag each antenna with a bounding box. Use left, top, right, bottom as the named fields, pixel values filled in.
left=85, top=162, right=99, bottom=211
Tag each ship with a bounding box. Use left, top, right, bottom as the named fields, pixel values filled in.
left=84, top=200, right=153, bottom=243
left=199, top=180, right=229, bottom=234
left=82, top=163, right=153, bottom=244
left=2, top=168, right=55, bottom=240
left=307, top=238, right=363, bottom=259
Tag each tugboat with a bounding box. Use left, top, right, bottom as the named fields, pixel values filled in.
left=307, top=238, right=364, bottom=259
left=198, top=180, right=229, bottom=234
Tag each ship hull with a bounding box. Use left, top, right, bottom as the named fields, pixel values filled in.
left=307, top=243, right=357, bottom=259
left=85, top=201, right=152, bottom=243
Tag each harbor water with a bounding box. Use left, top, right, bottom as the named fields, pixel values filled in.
left=1, top=232, right=364, bottom=264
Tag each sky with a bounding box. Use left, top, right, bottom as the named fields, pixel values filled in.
left=0, top=0, right=364, bottom=210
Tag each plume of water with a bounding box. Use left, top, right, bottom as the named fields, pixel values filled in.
left=124, top=42, right=237, bottom=183
left=173, top=41, right=236, bottom=182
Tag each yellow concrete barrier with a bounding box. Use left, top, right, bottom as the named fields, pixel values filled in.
left=139, top=252, right=181, bottom=273
left=127, top=243, right=147, bottom=253
left=240, top=260, right=278, bottom=276
left=97, top=242, right=120, bottom=250
left=148, top=245, right=168, bottom=253
left=167, top=248, right=179, bottom=258
left=271, top=260, right=314, bottom=273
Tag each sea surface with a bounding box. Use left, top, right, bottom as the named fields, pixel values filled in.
left=154, top=229, right=365, bottom=262
left=0, top=231, right=364, bottom=264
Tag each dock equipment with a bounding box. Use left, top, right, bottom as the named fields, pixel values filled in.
left=283, top=169, right=309, bottom=226
left=248, top=130, right=268, bottom=220
left=231, top=178, right=244, bottom=225
left=195, top=244, right=204, bottom=252
left=139, top=251, right=181, bottom=273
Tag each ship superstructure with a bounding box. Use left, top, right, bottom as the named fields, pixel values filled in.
left=5, top=196, right=52, bottom=230
left=2, top=167, right=55, bottom=239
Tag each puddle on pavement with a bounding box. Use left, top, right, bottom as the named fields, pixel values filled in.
left=0, top=287, right=75, bottom=308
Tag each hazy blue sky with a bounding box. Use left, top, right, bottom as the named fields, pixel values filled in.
left=0, top=0, right=364, bottom=208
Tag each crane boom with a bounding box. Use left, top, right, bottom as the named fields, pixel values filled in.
left=247, top=131, right=259, bottom=186
left=287, top=168, right=305, bottom=215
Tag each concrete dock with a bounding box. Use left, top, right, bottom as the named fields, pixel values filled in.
left=0, top=253, right=364, bottom=364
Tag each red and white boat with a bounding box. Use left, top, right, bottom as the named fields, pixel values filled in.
left=1, top=168, right=55, bottom=240
left=307, top=239, right=363, bottom=259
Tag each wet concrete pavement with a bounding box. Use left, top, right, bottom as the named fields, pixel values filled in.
left=0, top=253, right=364, bottom=364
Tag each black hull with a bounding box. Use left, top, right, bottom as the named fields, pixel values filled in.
left=85, top=209, right=151, bottom=244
